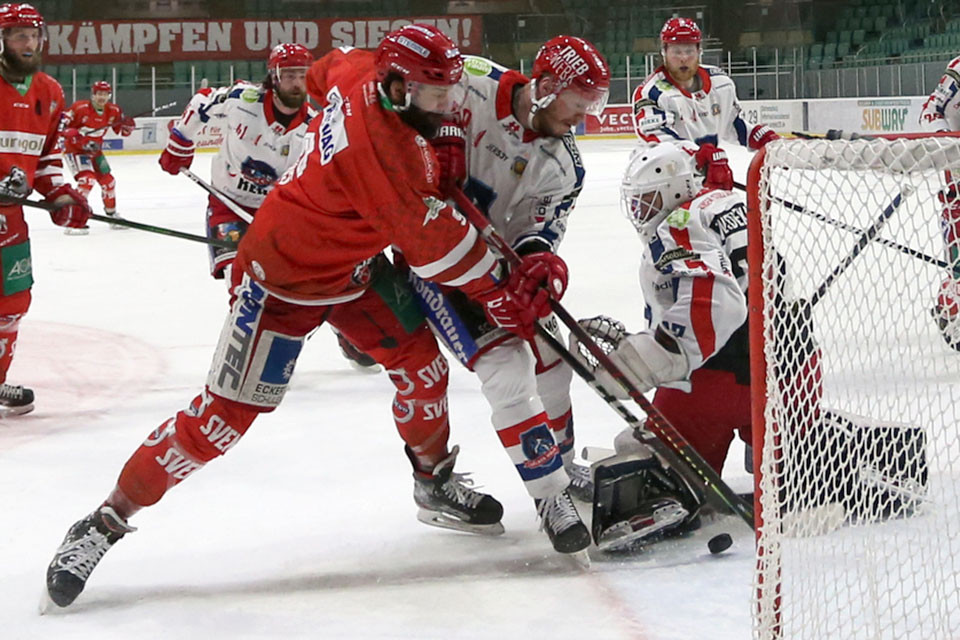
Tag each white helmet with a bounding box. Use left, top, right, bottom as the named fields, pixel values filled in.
left=620, top=142, right=701, bottom=232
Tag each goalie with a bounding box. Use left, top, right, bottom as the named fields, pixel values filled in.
left=572, top=142, right=927, bottom=551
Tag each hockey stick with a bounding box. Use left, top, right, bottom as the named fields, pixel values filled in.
left=451, top=189, right=756, bottom=529
left=733, top=181, right=945, bottom=271
left=79, top=101, right=180, bottom=137
left=0, top=194, right=236, bottom=249
left=809, top=188, right=911, bottom=307
left=179, top=168, right=254, bottom=223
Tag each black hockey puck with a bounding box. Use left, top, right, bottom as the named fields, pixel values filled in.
left=708, top=533, right=733, bottom=555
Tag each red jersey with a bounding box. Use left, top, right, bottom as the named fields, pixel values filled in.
left=0, top=71, right=66, bottom=236
left=236, top=48, right=499, bottom=304
left=61, top=100, right=123, bottom=155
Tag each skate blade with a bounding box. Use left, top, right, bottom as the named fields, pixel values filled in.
left=38, top=587, right=63, bottom=616
left=0, top=403, right=35, bottom=418
left=416, top=508, right=505, bottom=536
left=567, top=548, right=591, bottom=569
left=109, top=224, right=129, bottom=230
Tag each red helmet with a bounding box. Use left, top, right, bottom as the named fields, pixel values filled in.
left=268, top=42, right=314, bottom=77
left=92, top=80, right=112, bottom=95
left=530, top=35, right=610, bottom=119
left=0, top=3, right=45, bottom=53
left=375, top=23, right=463, bottom=86
left=661, top=17, right=702, bottom=46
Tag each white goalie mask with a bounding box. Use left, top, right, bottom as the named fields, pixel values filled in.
left=620, top=143, right=701, bottom=233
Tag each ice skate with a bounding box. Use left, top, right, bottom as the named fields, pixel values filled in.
left=535, top=489, right=591, bottom=554
left=565, top=460, right=594, bottom=502
left=335, top=330, right=381, bottom=372
left=63, top=225, right=90, bottom=236
left=594, top=496, right=693, bottom=552
left=104, top=210, right=128, bottom=230
left=0, top=383, right=34, bottom=417
left=412, top=445, right=505, bottom=536
left=44, top=505, right=135, bottom=609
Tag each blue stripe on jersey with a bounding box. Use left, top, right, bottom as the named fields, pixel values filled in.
left=694, top=133, right=719, bottom=146
left=661, top=126, right=684, bottom=140
left=405, top=273, right=478, bottom=367
left=733, top=116, right=749, bottom=146
left=941, top=82, right=960, bottom=115
left=488, top=66, right=503, bottom=81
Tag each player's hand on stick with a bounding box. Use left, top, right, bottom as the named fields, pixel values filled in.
left=570, top=316, right=689, bottom=397
left=508, top=251, right=568, bottom=313
left=748, top=124, right=779, bottom=150
left=114, top=116, right=136, bottom=137
left=159, top=130, right=195, bottom=175
left=694, top=143, right=734, bottom=191
left=45, top=184, right=92, bottom=228
left=432, top=120, right=466, bottom=198
left=474, top=281, right=538, bottom=340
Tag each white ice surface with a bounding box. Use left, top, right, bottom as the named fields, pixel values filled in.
left=0, top=140, right=760, bottom=639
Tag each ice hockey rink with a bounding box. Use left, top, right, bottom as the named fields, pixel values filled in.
left=0, top=141, right=845, bottom=639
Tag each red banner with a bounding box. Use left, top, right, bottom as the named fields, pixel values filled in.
left=582, top=105, right=635, bottom=135
left=46, top=16, right=483, bottom=63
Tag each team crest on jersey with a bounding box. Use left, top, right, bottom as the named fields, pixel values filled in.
left=510, top=156, right=527, bottom=176
left=281, top=144, right=290, bottom=157
left=711, top=103, right=721, bottom=115
left=239, top=156, right=279, bottom=188
left=422, top=196, right=445, bottom=226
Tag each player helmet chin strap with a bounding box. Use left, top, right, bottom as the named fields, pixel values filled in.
left=377, top=81, right=412, bottom=113
left=526, top=78, right=558, bottom=131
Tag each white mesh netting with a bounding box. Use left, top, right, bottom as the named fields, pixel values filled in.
left=750, top=135, right=960, bottom=640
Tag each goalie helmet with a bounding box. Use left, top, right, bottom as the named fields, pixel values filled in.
left=620, top=142, right=701, bottom=232
left=374, top=24, right=466, bottom=115
left=267, top=42, right=314, bottom=79
left=528, top=35, right=610, bottom=127
left=0, top=3, right=45, bottom=55
left=660, top=17, right=702, bottom=47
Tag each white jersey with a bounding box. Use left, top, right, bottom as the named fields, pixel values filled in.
left=632, top=65, right=755, bottom=148
left=458, top=56, right=585, bottom=253
left=172, top=82, right=315, bottom=209
left=919, top=56, right=960, bottom=133
left=637, top=188, right=749, bottom=380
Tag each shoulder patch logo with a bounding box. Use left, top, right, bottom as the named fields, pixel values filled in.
left=464, top=56, right=493, bottom=76
left=241, top=87, right=259, bottom=103
left=422, top=196, right=446, bottom=226
left=666, top=208, right=691, bottom=229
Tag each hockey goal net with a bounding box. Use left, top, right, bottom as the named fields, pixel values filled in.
left=746, top=133, right=960, bottom=640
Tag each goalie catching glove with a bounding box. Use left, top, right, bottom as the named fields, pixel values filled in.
left=568, top=315, right=689, bottom=397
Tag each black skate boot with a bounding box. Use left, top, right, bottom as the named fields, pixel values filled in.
left=45, top=505, right=136, bottom=608
left=411, top=445, right=505, bottom=536
left=0, top=383, right=35, bottom=417
left=535, top=489, right=591, bottom=554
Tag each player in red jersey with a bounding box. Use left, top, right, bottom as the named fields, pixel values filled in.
left=61, top=80, right=135, bottom=234
left=44, top=24, right=559, bottom=608
left=0, top=3, right=92, bottom=417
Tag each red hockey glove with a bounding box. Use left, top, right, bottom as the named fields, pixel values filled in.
left=45, top=184, right=92, bottom=228
left=508, top=251, right=568, bottom=316
left=694, top=143, right=734, bottom=191
left=474, top=282, right=538, bottom=340
left=159, top=129, right=195, bottom=175
left=748, top=124, right=779, bottom=150
left=432, top=121, right=466, bottom=199
left=61, top=127, right=81, bottom=146
left=113, top=115, right=136, bottom=137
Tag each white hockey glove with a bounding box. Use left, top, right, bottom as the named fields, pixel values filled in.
left=569, top=315, right=690, bottom=399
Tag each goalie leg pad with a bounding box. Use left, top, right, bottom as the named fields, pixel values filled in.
left=591, top=454, right=703, bottom=552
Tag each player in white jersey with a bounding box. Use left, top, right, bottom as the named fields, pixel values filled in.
left=159, top=43, right=315, bottom=282
left=403, top=36, right=610, bottom=554
left=919, top=55, right=960, bottom=350
left=632, top=18, right=779, bottom=151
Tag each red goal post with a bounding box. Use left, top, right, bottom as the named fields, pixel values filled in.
left=745, top=132, right=960, bottom=640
